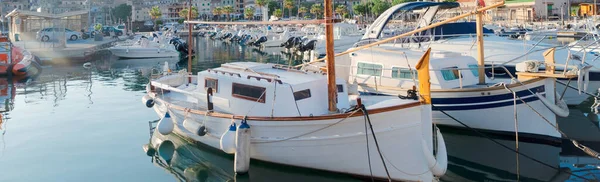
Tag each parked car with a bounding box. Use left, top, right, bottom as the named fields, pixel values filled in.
left=101, top=26, right=123, bottom=36
left=114, top=24, right=126, bottom=34
left=36, top=28, right=82, bottom=42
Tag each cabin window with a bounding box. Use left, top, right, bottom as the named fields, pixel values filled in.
left=357, top=62, right=382, bottom=76
left=440, top=67, right=461, bottom=81
left=337, top=84, right=344, bottom=93
left=391, top=67, right=417, bottom=79
left=232, top=83, right=266, bottom=103
left=468, top=65, right=479, bottom=77
left=293, top=89, right=311, bottom=101
left=205, top=78, right=218, bottom=92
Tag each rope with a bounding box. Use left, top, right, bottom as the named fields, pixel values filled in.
left=502, top=83, right=520, bottom=181
left=361, top=105, right=392, bottom=182
left=253, top=108, right=362, bottom=144
left=364, top=107, right=374, bottom=182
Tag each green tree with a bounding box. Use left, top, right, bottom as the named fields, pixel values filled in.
left=443, top=0, right=456, bottom=2
left=392, top=0, right=416, bottom=6
left=352, top=3, right=367, bottom=16
left=267, top=1, right=280, bottom=16
left=112, top=4, right=132, bottom=23
left=274, top=8, right=283, bottom=18
left=222, top=5, right=234, bottom=21
left=179, top=6, right=199, bottom=19
left=335, top=5, right=348, bottom=19
left=298, top=6, right=308, bottom=19
left=213, top=7, right=222, bottom=20
left=255, top=0, right=268, bottom=20
left=310, top=4, right=323, bottom=19
left=149, top=6, right=162, bottom=30
left=244, top=7, right=255, bottom=20
left=284, top=0, right=294, bottom=18
left=371, top=0, right=390, bottom=16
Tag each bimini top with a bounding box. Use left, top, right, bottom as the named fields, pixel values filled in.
left=362, top=2, right=459, bottom=40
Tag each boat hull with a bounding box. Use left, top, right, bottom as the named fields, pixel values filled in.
left=359, top=78, right=561, bottom=144
left=150, top=96, right=438, bottom=181
left=109, top=47, right=179, bottom=59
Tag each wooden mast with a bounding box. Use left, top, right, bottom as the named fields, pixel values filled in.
left=324, top=0, right=336, bottom=112
left=188, top=0, right=193, bottom=77
left=476, top=5, right=485, bottom=85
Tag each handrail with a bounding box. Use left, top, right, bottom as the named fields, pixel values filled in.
left=296, top=1, right=506, bottom=67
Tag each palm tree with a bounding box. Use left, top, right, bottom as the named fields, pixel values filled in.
left=149, top=6, right=162, bottom=30
left=255, top=0, right=268, bottom=20
left=179, top=6, right=199, bottom=20
left=222, top=5, right=234, bottom=21
left=310, top=4, right=322, bottom=19
left=244, top=7, right=255, bottom=20
left=273, top=8, right=283, bottom=18
left=335, top=5, right=347, bottom=19
left=283, top=0, right=294, bottom=19
left=213, top=6, right=222, bottom=20
left=298, top=6, right=307, bottom=19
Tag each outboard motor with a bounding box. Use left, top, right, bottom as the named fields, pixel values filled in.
left=252, top=36, right=268, bottom=47
left=298, top=39, right=317, bottom=52
left=281, top=37, right=296, bottom=47
left=169, top=37, right=195, bottom=57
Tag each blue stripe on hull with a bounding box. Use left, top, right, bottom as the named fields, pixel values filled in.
left=360, top=85, right=543, bottom=110
left=431, top=86, right=544, bottom=104
left=432, top=96, right=539, bottom=111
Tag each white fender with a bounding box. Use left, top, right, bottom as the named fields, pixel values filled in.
left=536, top=92, right=570, bottom=117
left=220, top=123, right=237, bottom=154
left=422, top=128, right=447, bottom=177
left=235, top=120, right=251, bottom=174
left=157, top=112, right=174, bottom=135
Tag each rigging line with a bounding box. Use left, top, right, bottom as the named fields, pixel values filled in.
left=361, top=105, right=392, bottom=181
left=253, top=108, right=362, bottom=144
left=432, top=105, right=590, bottom=181
left=364, top=107, right=374, bottom=182
left=556, top=80, right=600, bottom=99
left=504, top=84, right=520, bottom=181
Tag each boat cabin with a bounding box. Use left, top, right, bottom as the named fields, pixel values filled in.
left=193, top=62, right=351, bottom=117
left=348, top=47, right=484, bottom=90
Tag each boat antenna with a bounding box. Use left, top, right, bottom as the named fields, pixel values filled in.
left=324, top=0, right=336, bottom=112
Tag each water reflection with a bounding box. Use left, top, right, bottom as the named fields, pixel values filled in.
left=147, top=132, right=360, bottom=182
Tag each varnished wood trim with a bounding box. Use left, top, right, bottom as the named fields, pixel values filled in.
left=155, top=97, right=422, bottom=121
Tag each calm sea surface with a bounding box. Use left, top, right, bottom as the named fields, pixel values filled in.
left=0, top=36, right=598, bottom=182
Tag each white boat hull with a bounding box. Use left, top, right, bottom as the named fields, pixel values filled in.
left=109, top=47, right=179, bottom=59
left=150, top=97, right=440, bottom=181
left=359, top=78, right=561, bottom=141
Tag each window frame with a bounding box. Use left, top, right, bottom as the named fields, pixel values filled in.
left=440, top=66, right=461, bottom=81
left=293, top=89, right=311, bottom=101
left=391, top=66, right=417, bottom=79
left=231, top=83, right=266, bottom=103
left=204, top=78, right=218, bottom=93
left=356, top=62, right=383, bottom=76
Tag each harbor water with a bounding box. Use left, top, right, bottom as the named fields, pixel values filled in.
left=0, top=36, right=599, bottom=181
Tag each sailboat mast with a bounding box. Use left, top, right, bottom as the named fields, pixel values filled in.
left=188, top=0, right=193, bottom=75
left=324, top=0, right=336, bottom=112
left=476, top=10, right=485, bottom=85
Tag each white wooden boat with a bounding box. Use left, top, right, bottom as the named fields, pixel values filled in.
left=143, top=52, right=448, bottom=181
